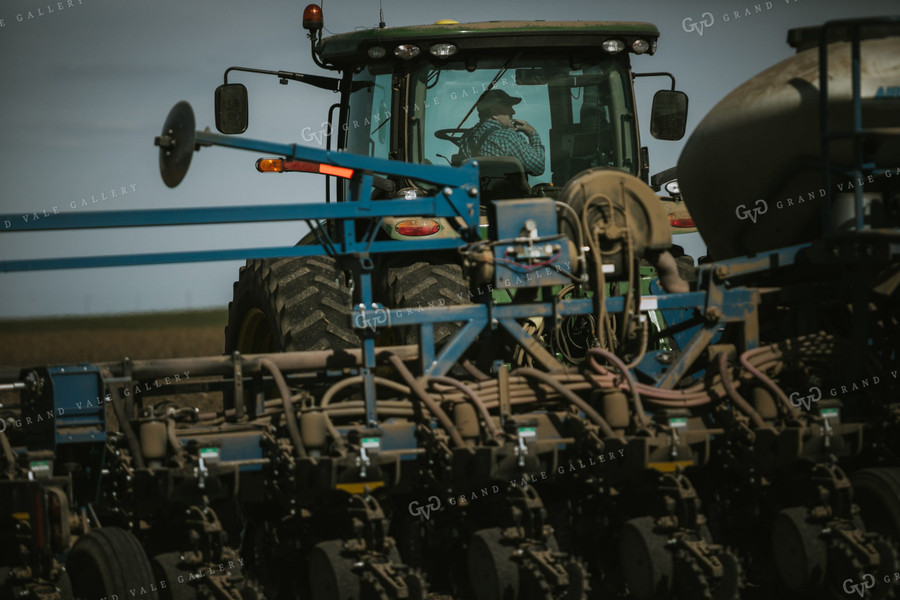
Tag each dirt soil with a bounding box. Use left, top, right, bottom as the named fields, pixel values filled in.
left=0, top=309, right=228, bottom=415
left=0, top=309, right=227, bottom=367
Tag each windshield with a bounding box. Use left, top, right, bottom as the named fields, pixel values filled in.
left=414, top=57, right=637, bottom=187
left=346, top=55, right=638, bottom=195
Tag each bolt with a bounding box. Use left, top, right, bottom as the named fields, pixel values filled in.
left=705, top=307, right=722, bottom=323
left=468, top=187, right=479, bottom=198
left=714, top=265, right=729, bottom=281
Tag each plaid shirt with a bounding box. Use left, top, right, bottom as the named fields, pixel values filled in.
left=460, top=120, right=545, bottom=176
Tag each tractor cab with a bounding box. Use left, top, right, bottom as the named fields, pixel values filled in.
left=215, top=7, right=688, bottom=209
left=319, top=16, right=688, bottom=203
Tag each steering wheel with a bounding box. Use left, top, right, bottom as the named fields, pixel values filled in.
left=434, top=128, right=471, bottom=146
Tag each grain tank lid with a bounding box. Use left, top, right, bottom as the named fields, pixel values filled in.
left=787, top=16, right=900, bottom=53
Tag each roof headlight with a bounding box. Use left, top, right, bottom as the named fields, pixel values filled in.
left=367, top=46, right=387, bottom=59
left=394, top=44, right=421, bottom=60
left=602, top=39, right=625, bottom=54
left=429, top=43, right=458, bottom=57
left=632, top=39, right=650, bottom=54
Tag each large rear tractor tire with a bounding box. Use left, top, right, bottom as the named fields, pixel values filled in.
left=384, top=259, right=469, bottom=346
left=224, top=257, right=358, bottom=355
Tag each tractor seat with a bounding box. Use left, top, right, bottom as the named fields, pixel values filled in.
left=459, top=156, right=531, bottom=201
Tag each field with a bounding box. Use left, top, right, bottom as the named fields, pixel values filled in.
left=0, top=309, right=227, bottom=368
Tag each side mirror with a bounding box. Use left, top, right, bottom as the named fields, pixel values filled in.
left=650, top=90, right=688, bottom=141
left=215, top=84, right=249, bottom=134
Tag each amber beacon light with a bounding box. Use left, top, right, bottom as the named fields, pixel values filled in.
left=303, top=4, right=324, bottom=32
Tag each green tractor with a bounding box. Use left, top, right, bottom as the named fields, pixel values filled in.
left=222, top=6, right=693, bottom=364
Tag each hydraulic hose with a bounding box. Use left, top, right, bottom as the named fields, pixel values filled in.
left=738, top=349, right=799, bottom=420
left=717, top=352, right=769, bottom=430
left=321, top=375, right=410, bottom=407
left=586, top=348, right=650, bottom=428
left=1, top=429, right=17, bottom=477
left=513, top=367, right=621, bottom=441
left=429, top=375, right=502, bottom=440
left=388, top=354, right=467, bottom=448
left=259, top=358, right=308, bottom=459
left=166, top=417, right=186, bottom=462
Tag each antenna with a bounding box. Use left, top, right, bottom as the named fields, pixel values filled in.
left=379, top=0, right=385, bottom=28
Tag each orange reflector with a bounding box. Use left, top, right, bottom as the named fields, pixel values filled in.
left=302, top=4, right=323, bottom=31
left=256, top=158, right=284, bottom=173
left=319, top=164, right=354, bottom=179
left=256, top=158, right=354, bottom=179
left=396, top=219, right=440, bottom=236
left=668, top=215, right=696, bottom=228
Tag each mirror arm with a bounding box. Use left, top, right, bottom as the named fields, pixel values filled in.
left=632, top=71, right=676, bottom=91
left=223, top=66, right=343, bottom=92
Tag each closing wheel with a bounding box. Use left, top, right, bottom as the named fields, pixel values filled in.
left=67, top=527, right=159, bottom=600
left=825, top=534, right=898, bottom=600
left=309, top=540, right=360, bottom=600
left=562, top=557, right=590, bottom=600
left=674, top=549, right=712, bottom=600
left=710, top=549, right=743, bottom=600
left=467, top=528, right=519, bottom=600
left=151, top=552, right=197, bottom=600
left=520, top=564, right=553, bottom=600
left=770, top=507, right=827, bottom=593
left=618, top=516, right=674, bottom=600
left=851, top=468, right=900, bottom=543
left=404, top=569, right=428, bottom=600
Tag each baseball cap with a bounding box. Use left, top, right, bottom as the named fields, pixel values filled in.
left=477, top=89, right=523, bottom=110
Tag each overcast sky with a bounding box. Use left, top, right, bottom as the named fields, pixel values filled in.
left=0, top=0, right=896, bottom=318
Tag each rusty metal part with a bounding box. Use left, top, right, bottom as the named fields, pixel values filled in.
left=65, top=345, right=422, bottom=385
left=101, top=367, right=146, bottom=469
